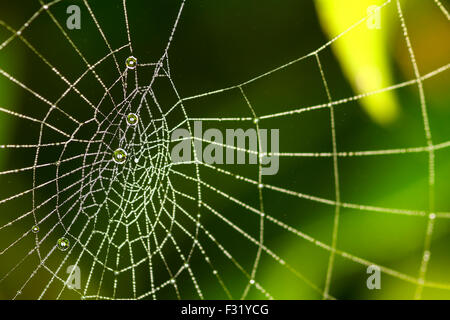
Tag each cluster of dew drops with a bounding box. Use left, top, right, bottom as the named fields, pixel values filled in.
left=113, top=56, right=139, bottom=166
left=31, top=57, right=140, bottom=252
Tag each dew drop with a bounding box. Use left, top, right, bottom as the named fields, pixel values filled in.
left=57, top=237, right=70, bottom=251
left=113, top=148, right=127, bottom=164
left=126, top=56, right=137, bottom=69
left=31, top=225, right=40, bottom=233
left=126, top=113, right=138, bottom=126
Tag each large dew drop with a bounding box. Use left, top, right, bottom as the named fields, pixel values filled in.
left=125, top=56, right=137, bottom=69
left=126, top=113, right=138, bottom=126
left=113, top=148, right=127, bottom=164
left=57, top=237, right=70, bottom=251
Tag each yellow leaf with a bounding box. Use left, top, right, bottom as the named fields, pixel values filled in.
left=315, top=0, right=400, bottom=125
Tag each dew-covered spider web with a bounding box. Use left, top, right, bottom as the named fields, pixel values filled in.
left=0, top=0, right=449, bottom=300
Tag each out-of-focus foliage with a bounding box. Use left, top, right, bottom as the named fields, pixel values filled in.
left=315, top=0, right=400, bottom=125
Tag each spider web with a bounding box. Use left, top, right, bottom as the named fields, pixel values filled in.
left=0, top=0, right=449, bottom=300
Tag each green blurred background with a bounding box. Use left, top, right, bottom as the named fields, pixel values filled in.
left=0, top=0, right=449, bottom=300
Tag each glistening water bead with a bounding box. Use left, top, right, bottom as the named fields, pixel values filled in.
left=57, top=237, right=70, bottom=251
left=113, top=148, right=127, bottom=164
left=126, top=56, right=137, bottom=69
left=126, top=113, right=138, bottom=126
left=31, top=225, right=39, bottom=233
